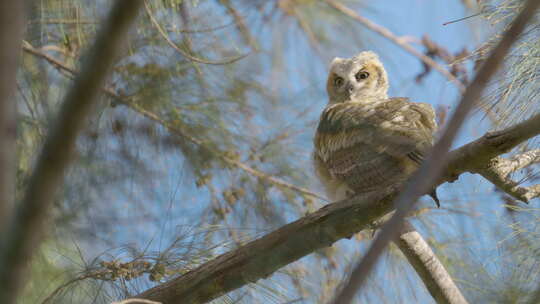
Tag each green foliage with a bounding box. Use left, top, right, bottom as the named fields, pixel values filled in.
left=17, top=0, right=540, bottom=303
left=476, top=0, right=540, bottom=130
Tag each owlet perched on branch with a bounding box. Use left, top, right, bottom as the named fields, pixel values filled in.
left=313, top=51, right=439, bottom=206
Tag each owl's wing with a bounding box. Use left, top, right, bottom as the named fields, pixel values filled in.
left=314, top=98, right=437, bottom=193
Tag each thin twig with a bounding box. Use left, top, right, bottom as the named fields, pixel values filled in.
left=112, top=300, right=161, bottom=304
left=0, top=2, right=143, bottom=303
left=332, top=1, right=540, bottom=302
left=323, top=0, right=466, bottom=92
left=218, top=0, right=258, bottom=50
left=21, top=43, right=327, bottom=201
left=144, top=1, right=249, bottom=65
left=29, top=18, right=98, bottom=25
left=167, top=20, right=237, bottom=33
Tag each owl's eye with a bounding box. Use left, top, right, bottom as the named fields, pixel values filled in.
left=355, top=71, right=370, bottom=81
left=334, top=76, right=344, bottom=87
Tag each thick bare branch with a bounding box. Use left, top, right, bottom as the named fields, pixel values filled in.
left=333, top=1, right=540, bottom=301
left=395, top=221, right=468, bottom=304
left=0, top=1, right=26, bottom=227
left=134, top=110, right=540, bottom=304
left=0, top=2, right=143, bottom=303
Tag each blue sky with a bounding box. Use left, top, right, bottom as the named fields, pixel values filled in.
left=49, top=1, right=535, bottom=303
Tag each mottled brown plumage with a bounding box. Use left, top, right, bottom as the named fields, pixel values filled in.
left=314, top=51, right=439, bottom=205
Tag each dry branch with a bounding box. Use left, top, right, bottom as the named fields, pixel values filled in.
left=395, top=221, right=468, bottom=304
left=24, top=19, right=461, bottom=304
left=0, top=1, right=26, bottom=227
left=134, top=111, right=540, bottom=304
left=352, top=214, right=469, bottom=304
left=333, top=1, right=540, bottom=301
left=476, top=150, right=540, bottom=202
left=323, top=0, right=466, bottom=92
left=0, top=2, right=143, bottom=303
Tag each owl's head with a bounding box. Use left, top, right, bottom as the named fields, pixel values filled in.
left=326, top=51, right=389, bottom=104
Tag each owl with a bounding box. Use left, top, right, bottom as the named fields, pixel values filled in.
left=313, top=51, right=439, bottom=206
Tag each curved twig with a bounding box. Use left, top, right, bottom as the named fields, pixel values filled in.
left=144, top=1, right=249, bottom=65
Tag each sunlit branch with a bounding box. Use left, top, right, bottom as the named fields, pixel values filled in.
left=394, top=221, right=468, bottom=304
left=132, top=110, right=540, bottom=303
left=332, top=1, right=540, bottom=302
left=478, top=150, right=540, bottom=202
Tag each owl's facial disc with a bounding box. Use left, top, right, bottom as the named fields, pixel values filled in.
left=331, top=68, right=370, bottom=101
left=327, top=52, right=389, bottom=104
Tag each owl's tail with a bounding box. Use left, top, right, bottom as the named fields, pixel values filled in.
left=429, top=189, right=440, bottom=208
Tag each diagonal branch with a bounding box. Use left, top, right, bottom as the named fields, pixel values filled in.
left=394, top=221, right=468, bottom=304
left=353, top=214, right=468, bottom=304
left=332, top=1, right=540, bottom=302
left=134, top=111, right=540, bottom=304
left=0, top=2, right=143, bottom=303
left=323, top=0, right=466, bottom=92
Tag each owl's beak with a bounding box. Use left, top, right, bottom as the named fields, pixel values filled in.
left=345, top=83, right=354, bottom=94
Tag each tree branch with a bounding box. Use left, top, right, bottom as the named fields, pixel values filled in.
left=349, top=214, right=469, bottom=304
left=0, top=2, right=143, bottom=303
left=323, top=0, right=466, bottom=92
left=477, top=150, right=540, bottom=202
left=0, top=1, right=26, bottom=227
left=332, top=0, right=540, bottom=301
left=395, top=221, right=468, bottom=304
left=134, top=111, right=540, bottom=304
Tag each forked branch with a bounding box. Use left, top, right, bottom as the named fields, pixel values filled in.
left=133, top=112, right=540, bottom=304
left=478, top=150, right=540, bottom=202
